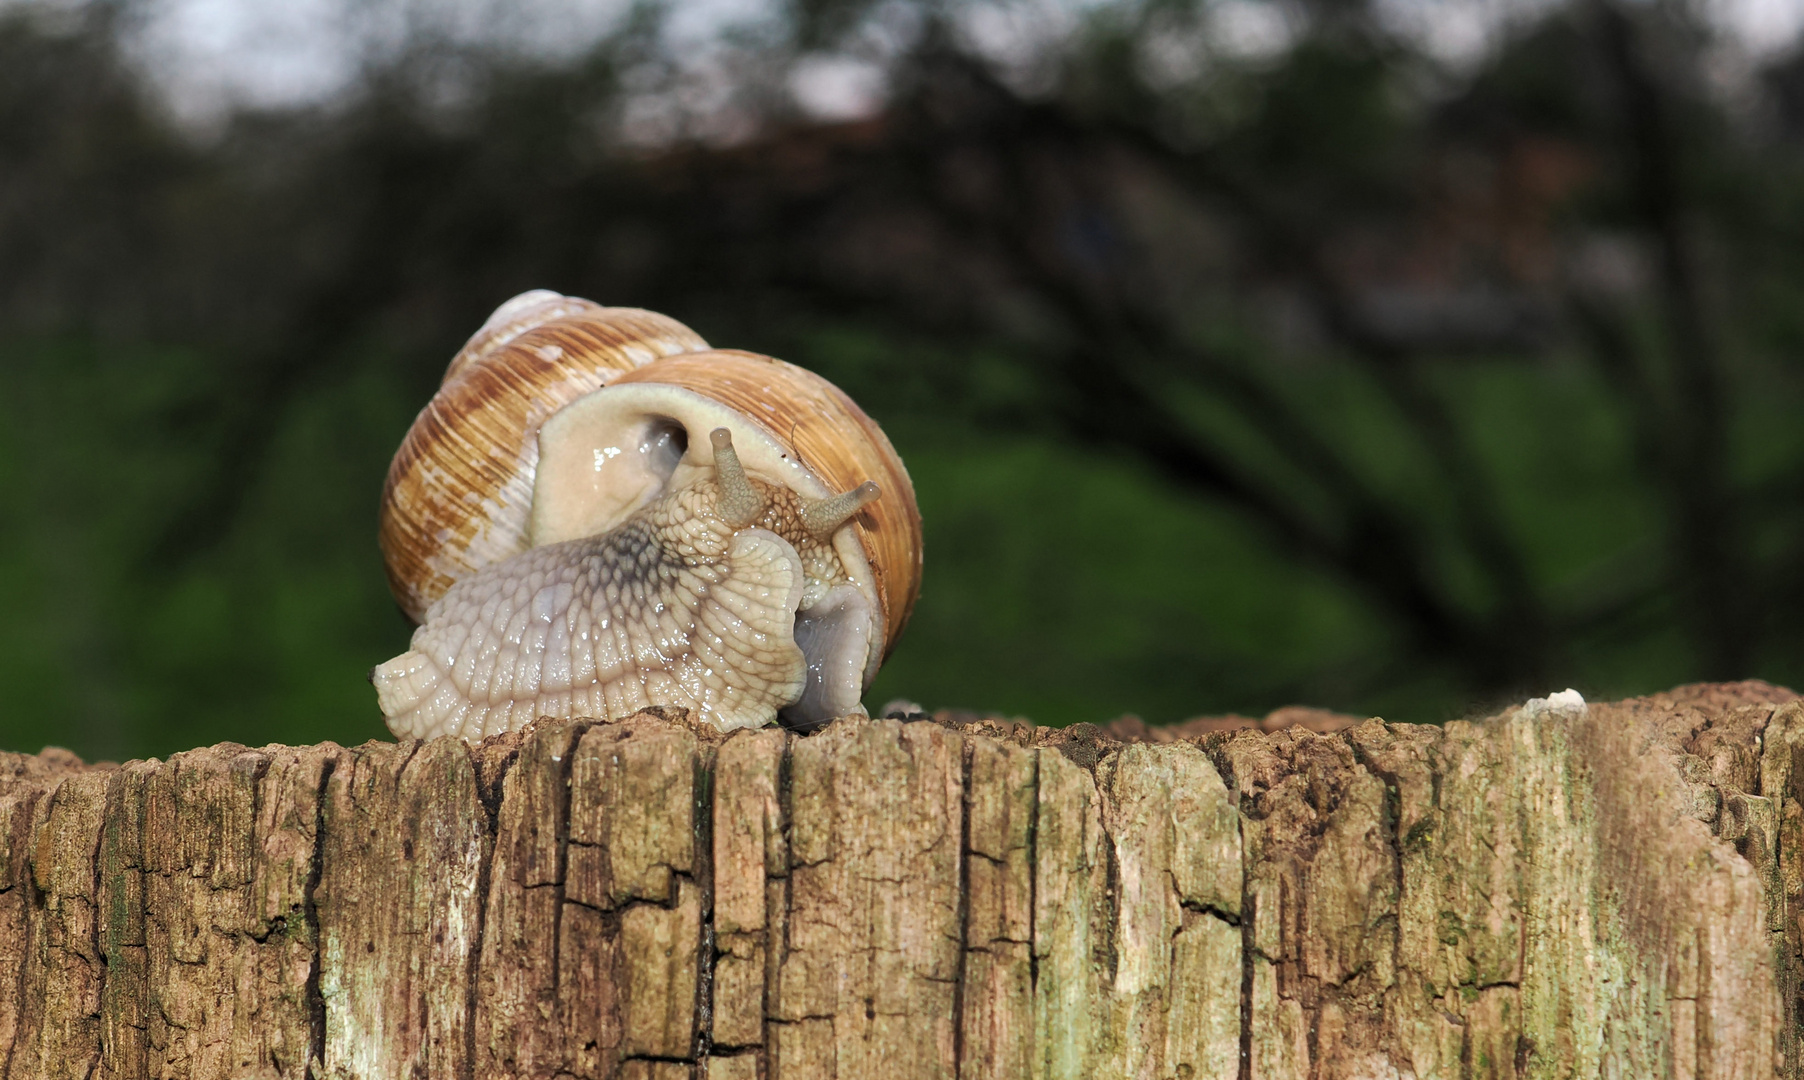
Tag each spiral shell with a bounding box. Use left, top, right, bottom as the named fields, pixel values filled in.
left=379, top=292, right=710, bottom=622
left=374, top=290, right=922, bottom=737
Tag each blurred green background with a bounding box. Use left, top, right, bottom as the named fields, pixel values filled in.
left=6, top=0, right=1804, bottom=762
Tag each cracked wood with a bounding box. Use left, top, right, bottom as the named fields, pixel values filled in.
left=0, top=682, right=1801, bottom=1078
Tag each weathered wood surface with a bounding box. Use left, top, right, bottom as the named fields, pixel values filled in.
left=1, top=682, right=1801, bottom=1079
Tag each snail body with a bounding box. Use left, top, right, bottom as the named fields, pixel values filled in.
left=372, top=292, right=921, bottom=738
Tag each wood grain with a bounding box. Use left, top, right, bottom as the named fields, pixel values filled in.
left=0, top=682, right=1799, bottom=1078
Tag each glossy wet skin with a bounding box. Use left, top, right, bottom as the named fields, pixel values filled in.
left=373, top=429, right=880, bottom=738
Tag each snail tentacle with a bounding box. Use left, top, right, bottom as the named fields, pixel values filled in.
left=709, top=428, right=766, bottom=529
left=800, top=481, right=881, bottom=538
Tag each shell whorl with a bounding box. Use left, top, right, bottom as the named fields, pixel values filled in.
left=379, top=295, right=710, bottom=622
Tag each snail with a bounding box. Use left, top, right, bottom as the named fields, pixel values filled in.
left=371, top=291, right=922, bottom=739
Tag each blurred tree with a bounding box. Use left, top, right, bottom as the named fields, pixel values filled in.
left=3, top=0, right=1804, bottom=757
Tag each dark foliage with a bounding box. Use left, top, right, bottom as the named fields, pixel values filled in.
left=4, top=0, right=1804, bottom=757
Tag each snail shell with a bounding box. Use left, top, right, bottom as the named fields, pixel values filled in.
left=379, top=291, right=711, bottom=623
left=373, top=292, right=922, bottom=738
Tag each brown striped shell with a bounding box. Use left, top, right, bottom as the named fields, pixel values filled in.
left=379, top=292, right=922, bottom=671
left=378, top=292, right=711, bottom=622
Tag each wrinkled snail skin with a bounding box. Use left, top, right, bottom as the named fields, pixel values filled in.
left=374, top=290, right=921, bottom=739
left=379, top=297, right=710, bottom=624
left=374, top=429, right=883, bottom=738
left=606, top=350, right=921, bottom=657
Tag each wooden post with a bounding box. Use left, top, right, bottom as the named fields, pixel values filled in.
left=0, top=683, right=1799, bottom=1079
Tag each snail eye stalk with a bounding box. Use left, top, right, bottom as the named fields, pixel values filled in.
left=709, top=428, right=765, bottom=528
left=802, top=481, right=881, bottom=538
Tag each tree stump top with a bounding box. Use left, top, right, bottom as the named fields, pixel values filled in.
left=0, top=681, right=1799, bottom=1079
